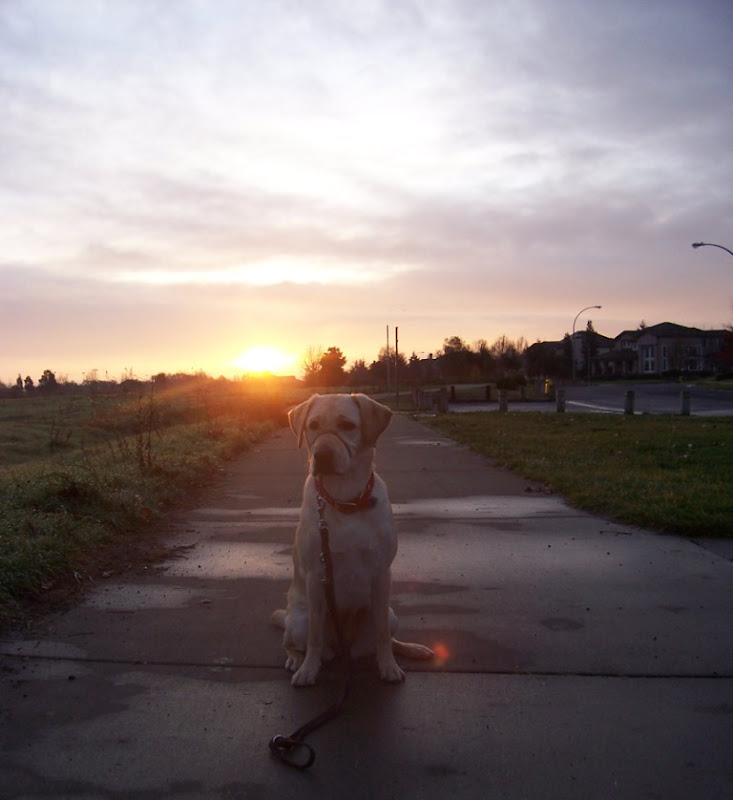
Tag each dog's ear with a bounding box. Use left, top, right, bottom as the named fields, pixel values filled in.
left=288, top=395, right=316, bottom=448
left=351, top=393, right=392, bottom=446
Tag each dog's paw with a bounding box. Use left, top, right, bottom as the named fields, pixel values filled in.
left=378, top=659, right=406, bottom=683
left=284, top=654, right=303, bottom=673
left=292, top=660, right=321, bottom=687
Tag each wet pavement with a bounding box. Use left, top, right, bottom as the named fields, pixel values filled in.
left=1, top=413, right=732, bottom=799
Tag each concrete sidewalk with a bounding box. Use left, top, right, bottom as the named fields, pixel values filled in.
left=2, top=413, right=732, bottom=799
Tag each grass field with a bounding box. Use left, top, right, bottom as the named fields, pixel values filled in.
left=0, top=383, right=293, bottom=627
left=4, top=386, right=731, bottom=628
left=425, top=411, right=733, bottom=537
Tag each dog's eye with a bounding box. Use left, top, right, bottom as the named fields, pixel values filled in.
left=308, top=420, right=319, bottom=430
left=338, top=420, right=357, bottom=432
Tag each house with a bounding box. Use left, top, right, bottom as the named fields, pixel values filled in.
left=592, top=322, right=727, bottom=378
left=571, top=329, right=615, bottom=378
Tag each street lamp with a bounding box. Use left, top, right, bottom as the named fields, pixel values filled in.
left=572, top=304, right=602, bottom=382
left=691, top=241, right=733, bottom=258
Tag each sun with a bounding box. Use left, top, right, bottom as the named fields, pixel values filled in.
left=232, top=346, right=297, bottom=375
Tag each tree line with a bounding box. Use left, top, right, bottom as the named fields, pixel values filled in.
left=3, top=324, right=612, bottom=397
left=299, top=322, right=622, bottom=389
left=6, top=369, right=61, bottom=396
left=300, top=333, right=551, bottom=389
left=0, top=369, right=249, bottom=398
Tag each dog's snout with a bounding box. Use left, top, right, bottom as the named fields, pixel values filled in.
left=312, top=446, right=335, bottom=475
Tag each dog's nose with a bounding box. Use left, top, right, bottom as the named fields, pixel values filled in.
left=312, top=447, right=334, bottom=475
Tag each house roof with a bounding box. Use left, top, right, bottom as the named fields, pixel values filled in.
left=641, top=321, right=704, bottom=337
left=615, top=322, right=726, bottom=343
left=573, top=330, right=615, bottom=347
left=526, top=340, right=565, bottom=352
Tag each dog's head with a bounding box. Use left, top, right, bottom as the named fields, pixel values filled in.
left=288, top=393, right=393, bottom=476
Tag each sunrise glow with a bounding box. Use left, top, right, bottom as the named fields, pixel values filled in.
left=232, top=346, right=298, bottom=376
left=1, top=2, right=729, bottom=385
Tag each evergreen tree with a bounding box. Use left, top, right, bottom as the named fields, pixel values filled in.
left=319, top=347, right=347, bottom=387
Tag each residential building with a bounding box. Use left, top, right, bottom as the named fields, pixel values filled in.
left=592, top=322, right=727, bottom=378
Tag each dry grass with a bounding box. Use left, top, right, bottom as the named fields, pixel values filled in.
left=0, top=384, right=289, bottom=628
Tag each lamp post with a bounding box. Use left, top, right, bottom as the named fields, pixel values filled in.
left=572, top=305, right=602, bottom=382
left=691, top=241, right=733, bottom=258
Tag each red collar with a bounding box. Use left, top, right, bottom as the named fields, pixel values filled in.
left=314, top=472, right=376, bottom=514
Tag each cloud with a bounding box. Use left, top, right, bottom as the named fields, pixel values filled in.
left=0, top=0, right=731, bottom=382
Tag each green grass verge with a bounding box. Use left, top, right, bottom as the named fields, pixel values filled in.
left=424, top=412, right=733, bottom=537
left=0, top=388, right=282, bottom=627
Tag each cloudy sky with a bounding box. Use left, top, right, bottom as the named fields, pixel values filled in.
left=2, top=0, right=732, bottom=382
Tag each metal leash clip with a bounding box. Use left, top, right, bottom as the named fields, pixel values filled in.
left=317, top=495, right=328, bottom=534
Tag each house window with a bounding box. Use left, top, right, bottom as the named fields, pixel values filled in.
left=661, top=345, right=669, bottom=372
left=688, top=344, right=702, bottom=372
left=642, top=345, right=656, bottom=373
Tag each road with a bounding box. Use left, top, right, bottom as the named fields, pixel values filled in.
left=450, top=382, right=733, bottom=416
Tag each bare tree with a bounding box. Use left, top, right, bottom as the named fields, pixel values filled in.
left=301, top=346, right=324, bottom=386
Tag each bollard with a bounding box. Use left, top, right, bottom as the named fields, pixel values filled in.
left=556, top=388, right=566, bottom=413
left=485, top=385, right=491, bottom=401
left=450, top=385, right=456, bottom=402
left=498, top=390, right=508, bottom=412
left=438, top=387, right=449, bottom=413
left=624, top=390, right=635, bottom=416
left=680, top=389, right=691, bottom=416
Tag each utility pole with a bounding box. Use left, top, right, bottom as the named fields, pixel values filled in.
left=385, top=325, right=390, bottom=392
left=395, top=326, right=399, bottom=409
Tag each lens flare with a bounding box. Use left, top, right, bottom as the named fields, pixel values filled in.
left=432, top=641, right=451, bottom=665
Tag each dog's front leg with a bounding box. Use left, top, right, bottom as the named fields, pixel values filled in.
left=291, top=572, right=326, bottom=687
left=373, top=569, right=405, bottom=683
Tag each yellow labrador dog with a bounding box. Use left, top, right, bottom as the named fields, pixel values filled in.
left=272, top=393, right=433, bottom=686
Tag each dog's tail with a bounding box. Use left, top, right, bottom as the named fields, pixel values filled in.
left=270, top=609, right=287, bottom=629
left=392, top=639, right=434, bottom=660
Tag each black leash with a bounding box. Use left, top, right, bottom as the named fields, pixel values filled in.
left=269, top=493, right=351, bottom=769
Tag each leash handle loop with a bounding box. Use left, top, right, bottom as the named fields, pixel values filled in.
left=268, top=734, right=316, bottom=769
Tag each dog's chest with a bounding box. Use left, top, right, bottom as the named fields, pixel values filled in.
left=327, top=516, right=395, bottom=608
